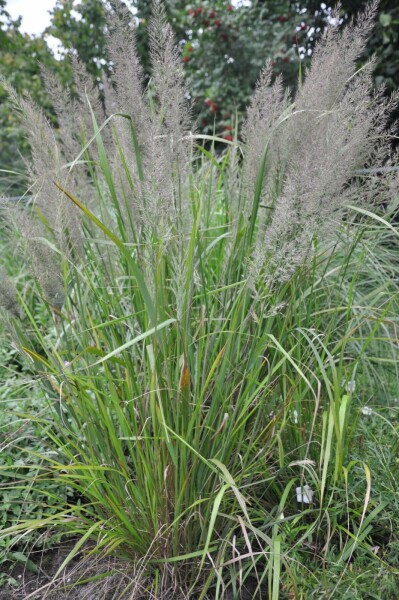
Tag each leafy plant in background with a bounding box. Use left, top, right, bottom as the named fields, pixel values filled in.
left=47, top=0, right=109, bottom=82
left=0, top=256, right=72, bottom=587
left=0, top=356, right=70, bottom=588
left=0, top=0, right=399, bottom=597
left=170, top=0, right=303, bottom=138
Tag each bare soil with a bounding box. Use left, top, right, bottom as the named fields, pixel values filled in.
left=0, top=542, right=260, bottom=599
left=0, top=541, right=138, bottom=600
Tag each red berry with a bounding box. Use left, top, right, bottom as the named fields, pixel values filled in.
left=183, top=56, right=190, bottom=63
left=283, top=57, right=290, bottom=63
left=227, top=4, right=234, bottom=10
left=214, top=19, right=222, bottom=27
left=209, top=9, right=216, bottom=18
left=224, top=135, right=233, bottom=141
left=277, top=16, right=288, bottom=23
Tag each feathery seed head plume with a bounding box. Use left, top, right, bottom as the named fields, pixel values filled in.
left=4, top=207, right=65, bottom=310
left=0, top=267, right=21, bottom=319
left=1, top=0, right=397, bottom=306
left=246, top=1, right=397, bottom=285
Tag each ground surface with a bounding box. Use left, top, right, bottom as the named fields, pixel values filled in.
left=0, top=541, right=137, bottom=600
left=0, top=541, right=258, bottom=599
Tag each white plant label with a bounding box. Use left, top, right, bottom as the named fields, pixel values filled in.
left=296, top=485, right=314, bottom=504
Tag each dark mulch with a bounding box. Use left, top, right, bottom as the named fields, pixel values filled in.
left=0, top=542, right=262, bottom=599
left=0, top=541, right=139, bottom=600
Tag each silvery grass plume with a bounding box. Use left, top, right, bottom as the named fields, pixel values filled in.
left=1, top=208, right=65, bottom=310
left=245, top=1, right=399, bottom=285
left=0, top=85, right=87, bottom=314
left=148, top=0, right=192, bottom=215
left=104, top=0, right=194, bottom=315
left=2, top=0, right=397, bottom=312
left=0, top=80, right=83, bottom=258
left=41, top=55, right=108, bottom=171
left=105, top=0, right=192, bottom=231
left=1, top=0, right=195, bottom=314
left=241, top=63, right=291, bottom=219
left=0, top=266, right=21, bottom=318
left=0, top=79, right=84, bottom=308
left=104, top=0, right=151, bottom=235
left=40, top=56, right=110, bottom=247
left=40, top=65, right=82, bottom=161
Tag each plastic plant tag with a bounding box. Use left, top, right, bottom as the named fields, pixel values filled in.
left=341, top=378, right=356, bottom=394
left=296, top=484, right=314, bottom=504
left=346, top=380, right=356, bottom=394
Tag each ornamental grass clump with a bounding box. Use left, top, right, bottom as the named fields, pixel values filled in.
left=0, top=1, right=398, bottom=597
